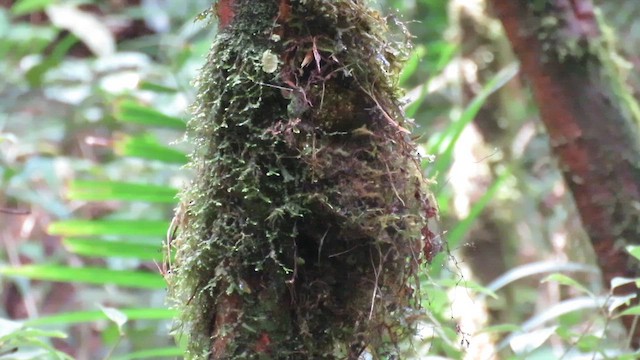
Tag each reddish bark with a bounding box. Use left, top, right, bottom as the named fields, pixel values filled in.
left=210, top=292, right=242, bottom=359
left=215, top=0, right=236, bottom=30
left=277, top=0, right=291, bottom=23
left=490, top=0, right=640, bottom=346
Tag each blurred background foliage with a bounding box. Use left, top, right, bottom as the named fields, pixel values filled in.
left=0, top=0, right=639, bottom=359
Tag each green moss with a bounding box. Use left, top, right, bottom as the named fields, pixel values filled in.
left=529, top=3, right=640, bottom=125
left=593, top=9, right=640, bottom=127
left=168, top=1, right=436, bottom=358
left=534, top=12, right=584, bottom=61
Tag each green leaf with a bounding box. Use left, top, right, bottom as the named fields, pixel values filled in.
left=554, top=325, right=573, bottom=340
left=399, top=46, right=426, bottom=85
left=618, top=304, right=640, bottom=317
left=427, top=63, right=519, bottom=179
left=25, top=33, right=77, bottom=86
left=542, top=273, right=591, bottom=295
left=404, top=42, right=458, bottom=119
left=11, top=0, right=55, bottom=16
left=0, top=265, right=166, bottom=289
left=444, top=169, right=510, bottom=249
left=48, top=219, right=168, bottom=237
left=3, top=327, right=67, bottom=340
left=100, top=306, right=128, bottom=333
left=575, top=334, right=601, bottom=352
left=615, top=355, right=640, bottom=360
left=25, top=308, right=177, bottom=327
left=68, top=180, right=178, bottom=203
left=112, top=346, right=184, bottom=360
left=115, top=100, right=186, bottom=130
left=62, top=238, right=162, bottom=261
left=115, top=135, right=188, bottom=164
left=627, top=245, right=640, bottom=262
left=0, top=323, right=72, bottom=360
left=138, top=81, right=178, bottom=94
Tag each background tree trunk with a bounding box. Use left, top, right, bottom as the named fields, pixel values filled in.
left=169, top=1, right=437, bottom=358
left=489, top=0, right=640, bottom=346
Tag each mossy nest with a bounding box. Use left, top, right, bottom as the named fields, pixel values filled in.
left=169, top=1, right=439, bottom=359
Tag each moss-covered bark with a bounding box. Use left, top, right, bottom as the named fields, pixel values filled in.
left=169, top=1, right=437, bottom=358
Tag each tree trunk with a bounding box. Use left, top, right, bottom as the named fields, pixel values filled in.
left=489, top=0, right=640, bottom=346
left=169, top=1, right=438, bottom=358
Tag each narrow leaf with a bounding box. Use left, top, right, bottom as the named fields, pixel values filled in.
left=68, top=180, right=177, bottom=203
left=25, top=33, right=77, bottom=86
left=48, top=219, right=168, bottom=238
left=115, top=100, right=185, bottom=130
left=399, top=46, right=426, bottom=85
left=0, top=265, right=165, bottom=289
left=138, top=81, right=178, bottom=94
left=428, top=63, right=519, bottom=177
left=444, top=169, right=509, bottom=249
left=63, top=238, right=162, bottom=261
left=25, top=308, right=177, bottom=327
left=618, top=304, right=640, bottom=317
left=542, top=273, right=591, bottom=295
left=483, top=261, right=598, bottom=297
left=114, top=135, right=188, bottom=164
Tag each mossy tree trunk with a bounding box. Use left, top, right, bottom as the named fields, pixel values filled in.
left=489, top=0, right=640, bottom=346
left=169, top=1, right=437, bottom=359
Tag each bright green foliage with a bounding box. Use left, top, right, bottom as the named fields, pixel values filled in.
left=115, top=100, right=187, bottom=130
left=48, top=219, right=169, bottom=238
left=169, top=1, right=437, bottom=358
left=0, top=265, right=165, bottom=289
left=61, top=238, right=164, bottom=261
left=0, top=319, right=72, bottom=360
left=67, top=180, right=178, bottom=203
left=25, top=308, right=177, bottom=327
left=114, top=134, right=188, bottom=164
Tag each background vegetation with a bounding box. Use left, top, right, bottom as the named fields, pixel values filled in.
left=1, top=0, right=639, bottom=359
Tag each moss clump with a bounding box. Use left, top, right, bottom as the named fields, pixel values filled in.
left=528, top=3, right=640, bottom=127
left=169, top=1, right=438, bottom=358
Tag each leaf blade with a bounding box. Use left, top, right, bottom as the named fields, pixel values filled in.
left=62, top=238, right=162, bottom=261
left=68, top=180, right=178, bottom=203
left=0, top=265, right=166, bottom=289
left=115, top=100, right=186, bottom=130
left=115, top=135, right=188, bottom=164
left=25, top=308, right=177, bottom=327
left=48, top=219, right=168, bottom=238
